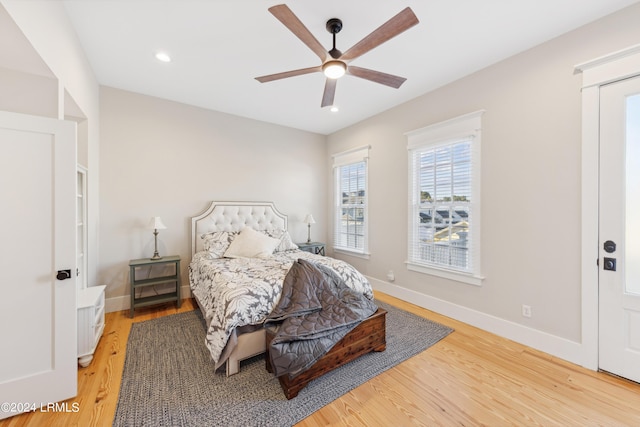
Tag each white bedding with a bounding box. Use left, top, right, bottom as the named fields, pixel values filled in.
left=188, top=249, right=373, bottom=367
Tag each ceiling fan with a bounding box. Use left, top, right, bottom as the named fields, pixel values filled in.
left=255, top=4, right=419, bottom=108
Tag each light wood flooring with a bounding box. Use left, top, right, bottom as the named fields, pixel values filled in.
left=3, top=292, right=640, bottom=426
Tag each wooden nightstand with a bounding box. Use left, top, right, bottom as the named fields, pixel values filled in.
left=129, top=255, right=181, bottom=318
left=296, top=242, right=325, bottom=256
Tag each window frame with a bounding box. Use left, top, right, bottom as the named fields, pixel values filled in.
left=333, top=146, right=370, bottom=258
left=406, top=111, right=484, bottom=286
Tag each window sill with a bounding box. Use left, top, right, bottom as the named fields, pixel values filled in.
left=406, top=262, right=484, bottom=286
left=333, top=248, right=371, bottom=260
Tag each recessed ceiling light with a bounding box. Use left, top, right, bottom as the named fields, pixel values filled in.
left=155, top=52, right=171, bottom=63
left=330, top=106, right=339, bottom=113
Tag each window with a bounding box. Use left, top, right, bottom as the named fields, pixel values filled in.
left=333, top=146, right=369, bottom=256
left=407, top=111, right=483, bottom=285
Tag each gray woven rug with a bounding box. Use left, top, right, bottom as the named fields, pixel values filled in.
left=113, top=300, right=452, bottom=427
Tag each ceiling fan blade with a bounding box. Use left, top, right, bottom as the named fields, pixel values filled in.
left=347, top=66, right=406, bottom=88
left=321, top=78, right=337, bottom=107
left=268, top=4, right=328, bottom=62
left=255, top=66, right=322, bottom=83
left=340, top=7, right=419, bottom=62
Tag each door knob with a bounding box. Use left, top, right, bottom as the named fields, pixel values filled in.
left=56, top=270, right=71, bottom=280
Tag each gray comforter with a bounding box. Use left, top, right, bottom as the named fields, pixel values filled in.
left=265, top=258, right=377, bottom=379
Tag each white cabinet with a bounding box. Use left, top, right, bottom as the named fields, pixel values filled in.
left=77, top=285, right=106, bottom=367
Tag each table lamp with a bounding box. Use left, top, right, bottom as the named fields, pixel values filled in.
left=303, top=214, right=315, bottom=244
left=148, top=216, right=167, bottom=260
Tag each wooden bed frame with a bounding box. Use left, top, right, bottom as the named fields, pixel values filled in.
left=190, top=201, right=386, bottom=383
left=266, top=308, right=387, bottom=399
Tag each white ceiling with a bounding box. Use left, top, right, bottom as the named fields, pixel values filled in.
left=62, top=0, right=638, bottom=135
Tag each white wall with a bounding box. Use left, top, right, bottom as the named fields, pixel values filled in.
left=0, top=68, right=57, bottom=117
left=99, top=87, right=327, bottom=306
left=0, top=0, right=100, bottom=285
left=326, top=3, right=640, bottom=363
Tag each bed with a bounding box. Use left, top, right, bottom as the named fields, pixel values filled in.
left=188, top=201, right=375, bottom=376
left=266, top=307, right=386, bottom=399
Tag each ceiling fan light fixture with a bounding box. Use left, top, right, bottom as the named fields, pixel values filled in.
left=323, top=60, right=346, bottom=79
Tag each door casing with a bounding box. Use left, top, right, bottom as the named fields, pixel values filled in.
left=576, top=44, right=640, bottom=371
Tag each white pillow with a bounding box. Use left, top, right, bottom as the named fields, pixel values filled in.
left=223, top=227, right=280, bottom=259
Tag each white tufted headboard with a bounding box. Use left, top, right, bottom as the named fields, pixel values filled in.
left=191, top=201, right=288, bottom=256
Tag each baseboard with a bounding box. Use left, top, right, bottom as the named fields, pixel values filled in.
left=105, top=285, right=192, bottom=314
left=368, top=276, right=585, bottom=368
left=108, top=278, right=584, bottom=368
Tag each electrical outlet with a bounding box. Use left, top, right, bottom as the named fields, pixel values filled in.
left=522, top=304, right=532, bottom=318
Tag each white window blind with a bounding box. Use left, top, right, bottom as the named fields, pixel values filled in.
left=333, top=146, right=369, bottom=255
left=407, top=111, right=483, bottom=285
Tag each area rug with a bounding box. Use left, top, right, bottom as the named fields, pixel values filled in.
left=113, top=300, right=453, bottom=427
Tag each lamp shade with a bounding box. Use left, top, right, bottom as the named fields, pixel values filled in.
left=322, top=60, right=346, bottom=79
left=147, top=216, right=167, bottom=230
left=303, top=214, right=316, bottom=225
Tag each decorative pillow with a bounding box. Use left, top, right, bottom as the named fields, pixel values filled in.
left=223, top=227, right=280, bottom=259
left=201, top=231, right=238, bottom=258
left=263, top=229, right=299, bottom=252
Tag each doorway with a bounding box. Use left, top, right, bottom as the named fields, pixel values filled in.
left=576, top=44, right=640, bottom=379
left=598, top=75, right=640, bottom=382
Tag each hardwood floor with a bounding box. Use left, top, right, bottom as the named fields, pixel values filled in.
left=3, top=292, right=640, bottom=426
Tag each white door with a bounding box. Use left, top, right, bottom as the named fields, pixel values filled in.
left=0, top=111, right=77, bottom=419
left=599, top=75, right=640, bottom=382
